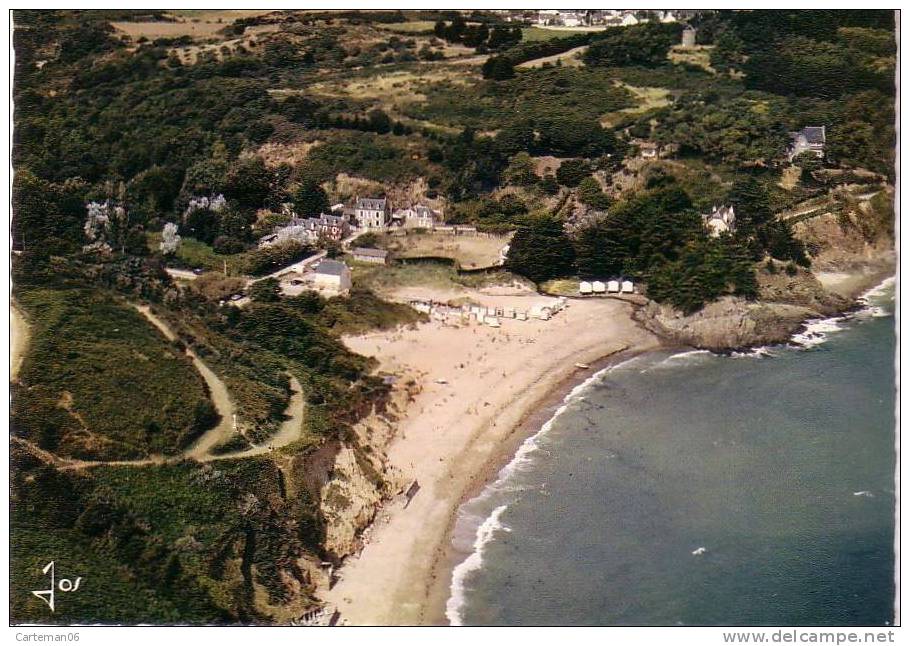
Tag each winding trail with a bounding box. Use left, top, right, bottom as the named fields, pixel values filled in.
left=134, top=304, right=236, bottom=460
left=11, top=303, right=307, bottom=470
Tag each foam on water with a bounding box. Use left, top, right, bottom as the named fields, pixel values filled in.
left=790, top=275, right=895, bottom=349
left=445, top=505, right=510, bottom=626
left=445, top=354, right=642, bottom=625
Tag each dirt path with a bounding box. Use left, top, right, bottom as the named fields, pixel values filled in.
left=12, top=305, right=307, bottom=471
left=10, top=304, right=29, bottom=381
left=517, top=44, right=588, bottom=69
left=205, top=375, right=305, bottom=461
left=133, top=305, right=236, bottom=460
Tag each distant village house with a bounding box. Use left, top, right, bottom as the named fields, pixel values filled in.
left=391, top=204, right=443, bottom=229
left=681, top=25, right=697, bottom=47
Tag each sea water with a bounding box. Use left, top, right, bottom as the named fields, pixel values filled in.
left=447, top=279, right=897, bottom=626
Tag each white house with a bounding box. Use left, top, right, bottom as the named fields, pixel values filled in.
left=607, top=280, right=620, bottom=293
left=392, top=204, right=441, bottom=229
left=311, top=259, right=352, bottom=294
left=621, top=280, right=634, bottom=294
left=592, top=280, right=606, bottom=293
left=788, top=126, right=826, bottom=161
left=579, top=281, right=593, bottom=295
left=702, top=205, right=736, bottom=237
left=621, top=13, right=639, bottom=26
left=354, top=197, right=390, bottom=230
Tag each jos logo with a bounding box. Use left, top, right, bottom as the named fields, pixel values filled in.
left=32, top=561, right=83, bottom=612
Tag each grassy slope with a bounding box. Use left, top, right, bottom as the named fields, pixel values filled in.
left=12, top=288, right=214, bottom=460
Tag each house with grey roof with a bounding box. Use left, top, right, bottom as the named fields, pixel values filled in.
left=311, top=259, right=352, bottom=294
left=788, top=126, right=826, bottom=161
left=352, top=247, right=389, bottom=265
left=354, top=197, right=390, bottom=230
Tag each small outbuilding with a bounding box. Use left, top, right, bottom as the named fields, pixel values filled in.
left=621, top=280, right=634, bottom=294
left=312, top=259, right=352, bottom=294
left=607, top=280, right=620, bottom=293
left=592, top=281, right=606, bottom=294
left=579, top=281, right=593, bottom=295
left=352, top=247, right=389, bottom=264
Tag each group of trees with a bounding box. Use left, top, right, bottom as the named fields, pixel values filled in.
left=706, top=10, right=896, bottom=176
left=434, top=17, right=521, bottom=51
left=505, top=174, right=814, bottom=313
left=583, top=22, right=682, bottom=67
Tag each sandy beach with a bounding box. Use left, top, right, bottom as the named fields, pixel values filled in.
left=318, top=285, right=661, bottom=624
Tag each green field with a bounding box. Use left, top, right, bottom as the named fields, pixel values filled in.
left=521, top=26, right=594, bottom=41
left=378, top=20, right=436, bottom=33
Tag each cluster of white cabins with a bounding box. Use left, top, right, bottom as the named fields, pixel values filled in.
left=410, top=297, right=569, bottom=328
left=579, top=279, right=636, bottom=296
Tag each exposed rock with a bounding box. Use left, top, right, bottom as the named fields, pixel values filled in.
left=635, top=296, right=816, bottom=351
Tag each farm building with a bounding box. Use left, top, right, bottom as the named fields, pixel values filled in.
left=352, top=247, right=389, bottom=264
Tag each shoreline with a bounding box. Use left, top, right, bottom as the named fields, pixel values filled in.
left=428, top=269, right=898, bottom=626
left=316, top=264, right=895, bottom=626
left=318, top=292, right=661, bottom=625
left=422, top=344, right=663, bottom=626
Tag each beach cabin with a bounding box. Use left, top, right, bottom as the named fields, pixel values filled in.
left=516, top=311, right=528, bottom=321
left=579, top=281, right=593, bottom=295
left=621, top=280, right=634, bottom=294
left=592, top=281, right=606, bottom=294
left=530, top=304, right=553, bottom=320
left=505, top=308, right=516, bottom=319
left=607, top=280, right=620, bottom=293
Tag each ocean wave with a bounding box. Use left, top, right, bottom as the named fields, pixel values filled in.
left=791, top=275, right=894, bottom=349
left=640, top=349, right=715, bottom=372
left=445, top=505, right=510, bottom=626
left=445, top=356, right=639, bottom=624
left=790, top=316, right=847, bottom=348
left=731, top=346, right=777, bottom=359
